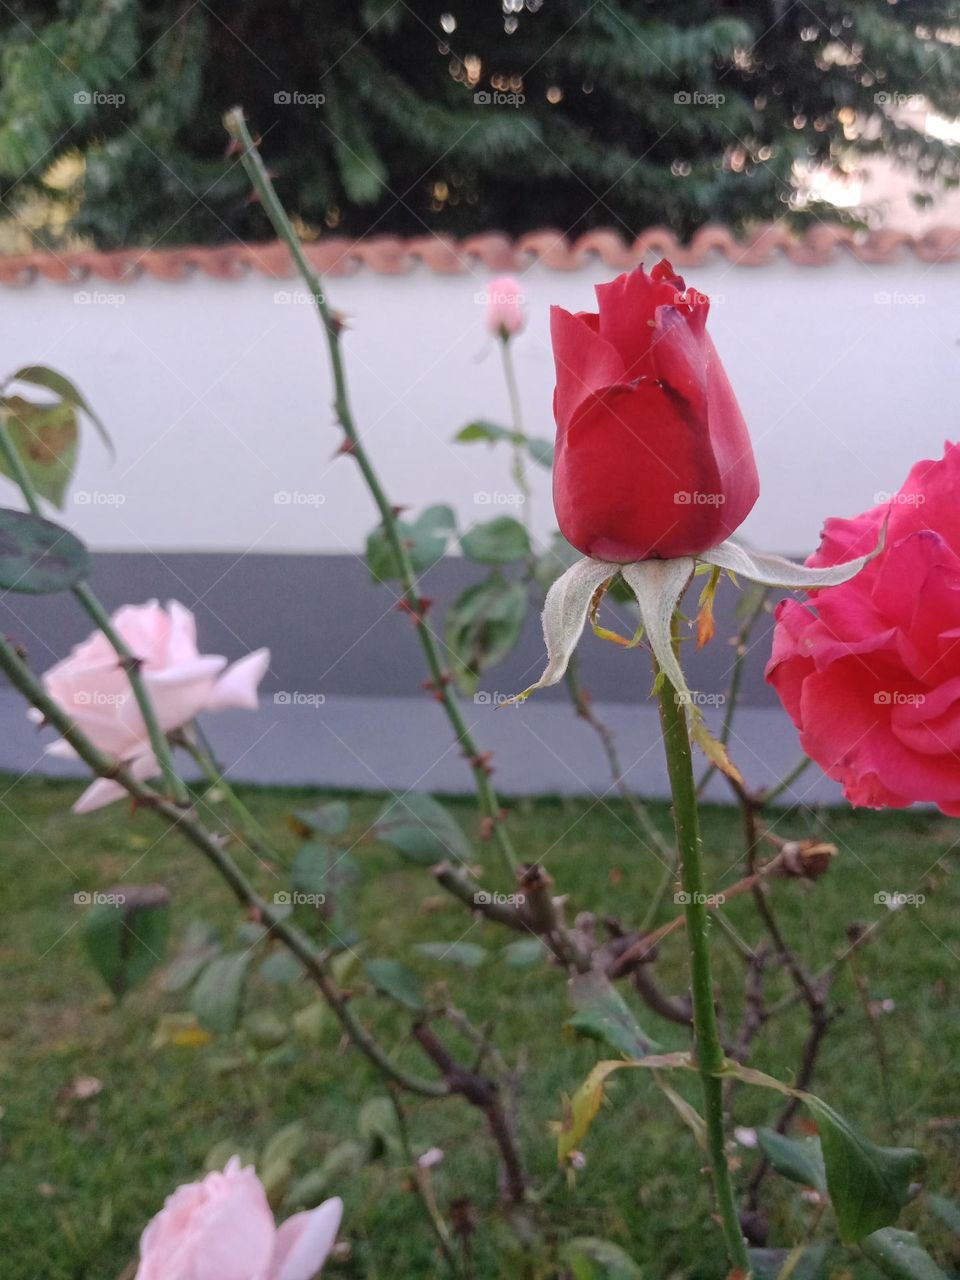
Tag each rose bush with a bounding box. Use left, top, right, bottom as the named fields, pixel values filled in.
left=550, top=259, right=759, bottom=562
left=768, top=443, right=960, bottom=814
left=136, top=1157, right=341, bottom=1280
left=31, top=599, right=269, bottom=812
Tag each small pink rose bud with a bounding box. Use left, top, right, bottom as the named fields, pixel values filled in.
left=417, top=1146, right=444, bottom=1169
left=485, top=276, right=525, bottom=338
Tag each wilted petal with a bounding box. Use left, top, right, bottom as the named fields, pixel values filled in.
left=510, top=557, right=618, bottom=702
left=700, top=524, right=885, bottom=590
left=620, top=558, right=696, bottom=703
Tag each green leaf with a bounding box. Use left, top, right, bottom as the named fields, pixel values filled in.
left=7, top=365, right=113, bottom=457
left=0, top=397, right=78, bottom=508
left=190, top=951, right=253, bottom=1034
left=0, top=506, right=90, bottom=593
left=502, top=938, right=544, bottom=967
left=366, top=505, right=456, bottom=582
left=460, top=516, right=531, bottom=565
left=163, top=920, right=220, bottom=993
left=806, top=1097, right=922, bottom=1244
left=365, top=958, right=425, bottom=1011
left=244, top=1009, right=289, bottom=1049
left=261, top=1120, right=308, bottom=1171
left=445, top=574, right=528, bottom=695
left=359, top=1096, right=403, bottom=1159
left=748, top=1244, right=829, bottom=1280
left=414, top=941, right=488, bottom=968
left=860, top=1229, right=949, bottom=1279
left=290, top=841, right=335, bottom=896
left=455, top=419, right=516, bottom=446
left=374, top=793, right=470, bottom=864
left=82, top=884, right=170, bottom=999
left=926, top=1193, right=960, bottom=1235
left=291, top=800, right=350, bottom=837
left=563, top=1237, right=643, bottom=1279
left=285, top=1141, right=364, bottom=1211
left=756, top=1127, right=827, bottom=1192
left=290, top=843, right=360, bottom=945
left=258, top=950, right=305, bottom=985
left=526, top=437, right=554, bottom=468
left=566, top=971, right=660, bottom=1057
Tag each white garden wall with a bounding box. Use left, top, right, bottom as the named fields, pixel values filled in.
left=3, top=247, right=958, bottom=558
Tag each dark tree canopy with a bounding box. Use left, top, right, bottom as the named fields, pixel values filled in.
left=1, top=0, right=959, bottom=249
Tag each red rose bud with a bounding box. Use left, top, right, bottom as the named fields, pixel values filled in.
left=550, top=260, right=759, bottom=562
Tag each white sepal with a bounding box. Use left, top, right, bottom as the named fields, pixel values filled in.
left=699, top=521, right=886, bottom=590
left=620, top=558, right=696, bottom=704
left=507, top=556, right=618, bottom=703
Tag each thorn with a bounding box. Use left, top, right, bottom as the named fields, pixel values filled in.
left=335, top=437, right=357, bottom=457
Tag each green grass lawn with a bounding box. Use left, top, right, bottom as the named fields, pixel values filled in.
left=1, top=776, right=959, bottom=1279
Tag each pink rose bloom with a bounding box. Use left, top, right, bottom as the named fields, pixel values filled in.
left=767, top=442, right=960, bottom=814
left=485, top=275, right=525, bottom=337
left=32, top=600, right=269, bottom=813
left=136, top=1157, right=342, bottom=1280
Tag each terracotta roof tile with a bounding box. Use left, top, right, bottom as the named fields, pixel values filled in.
left=2, top=225, right=959, bottom=287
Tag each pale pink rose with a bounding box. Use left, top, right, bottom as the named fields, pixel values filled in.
left=136, top=1157, right=342, bottom=1280
left=32, top=600, right=269, bottom=812
left=485, top=275, right=525, bottom=337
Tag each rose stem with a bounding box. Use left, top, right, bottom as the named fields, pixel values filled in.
left=225, top=107, right=517, bottom=876
left=655, top=623, right=751, bottom=1275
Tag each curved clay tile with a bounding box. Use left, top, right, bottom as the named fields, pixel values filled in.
left=1, top=225, right=958, bottom=286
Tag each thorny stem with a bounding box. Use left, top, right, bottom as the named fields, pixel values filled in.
left=498, top=336, right=531, bottom=526
left=389, top=1090, right=462, bottom=1276
left=0, top=632, right=447, bottom=1099
left=180, top=721, right=274, bottom=856
left=655, top=633, right=750, bottom=1276
left=226, top=108, right=518, bottom=877
left=0, top=417, right=188, bottom=806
